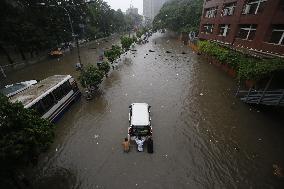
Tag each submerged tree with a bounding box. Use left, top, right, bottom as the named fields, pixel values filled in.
left=98, top=61, right=111, bottom=77
left=79, top=65, right=104, bottom=90
left=104, top=45, right=122, bottom=63
left=121, top=36, right=135, bottom=51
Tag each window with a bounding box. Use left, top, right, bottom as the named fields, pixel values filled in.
left=222, top=2, right=236, bottom=16
left=61, top=81, right=72, bottom=96
left=204, top=7, right=218, bottom=18
left=237, top=24, right=257, bottom=40
left=269, top=25, right=284, bottom=45
left=41, top=93, right=56, bottom=111
left=219, top=24, right=230, bottom=37
left=52, top=86, right=65, bottom=101
left=31, top=101, right=46, bottom=116
left=242, top=0, right=267, bottom=15
left=202, top=24, right=214, bottom=34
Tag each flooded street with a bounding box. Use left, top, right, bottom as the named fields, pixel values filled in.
left=6, top=33, right=284, bottom=188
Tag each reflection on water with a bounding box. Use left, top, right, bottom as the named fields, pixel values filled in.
left=7, top=33, right=284, bottom=188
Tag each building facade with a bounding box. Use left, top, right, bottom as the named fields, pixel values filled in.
left=198, top=0, right=284, bottom=57
left=143, top=0, right=169, bottom=21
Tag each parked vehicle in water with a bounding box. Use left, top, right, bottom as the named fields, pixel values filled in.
left=49, top=48, right=63, bottom=57
left=0, top=80, right=37, bottom=97
left=128, top=103, right=152, bottom=141
left=10, top=75, right=81, bottom=123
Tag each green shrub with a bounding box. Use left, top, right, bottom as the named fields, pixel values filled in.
left=198, top=40, right=284, bottom=80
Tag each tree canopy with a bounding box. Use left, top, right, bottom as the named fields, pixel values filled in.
left=79, top=65, right=104, bottom=89
left=0, top=94, right=54, bottom=171
left=153, top=0, right=203, bottom=33
left=104, top=45, right=122, bottom=63
left=0, top=0, right=142, bottom=64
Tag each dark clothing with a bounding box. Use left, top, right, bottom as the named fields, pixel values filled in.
left=147, top=139, right=153, bottom=153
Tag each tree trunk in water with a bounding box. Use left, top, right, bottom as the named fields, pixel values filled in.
left=0, top=43, right=14, bottom=65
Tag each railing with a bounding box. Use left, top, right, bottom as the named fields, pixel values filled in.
left=237, top=89, right=284, bottom=106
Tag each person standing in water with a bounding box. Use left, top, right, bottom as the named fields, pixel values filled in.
left=135, top=136, right=145, bottom=152
left=122, top=138, right=130, bottom=153
left=147, top=137, right=153, bottom=153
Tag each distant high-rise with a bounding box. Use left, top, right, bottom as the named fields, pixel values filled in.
left=143, top=0, right=168, bottom=21
left=126, top=6, right=139, bottom=15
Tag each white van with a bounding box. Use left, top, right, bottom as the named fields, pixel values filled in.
left=128, top=103, right=152, bottom=140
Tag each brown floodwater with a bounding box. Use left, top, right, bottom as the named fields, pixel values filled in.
left=4, top=33, right=284, bottom=189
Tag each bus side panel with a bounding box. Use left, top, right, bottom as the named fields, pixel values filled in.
left=49, top=90, right=81, bottom=123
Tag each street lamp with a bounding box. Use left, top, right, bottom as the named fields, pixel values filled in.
left=37, top=2, right=82, bottom=65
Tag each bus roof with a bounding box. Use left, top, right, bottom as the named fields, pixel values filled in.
left=10, top=75, right=72, bottom=108
left=131, top=103, right=150, bottom=126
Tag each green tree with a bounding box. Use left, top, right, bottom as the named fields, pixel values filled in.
left=104, top=45, right=122, bottom=63
left=79, top=65, right=104, bottom=89
left=98, top=61, right=111, bottom=77
left=0, top=94, right=54, bottom=174
left=153, top=0, right=203, bottom=33
left=120, top=36, right=134, bottom=51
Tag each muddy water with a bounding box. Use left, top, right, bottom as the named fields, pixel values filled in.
left=6, top=33, right=284, bottom=188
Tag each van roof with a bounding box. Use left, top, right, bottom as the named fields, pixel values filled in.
left=10, top=75, right=71, bottom=108
left=131, top=103, right=150, bottom=126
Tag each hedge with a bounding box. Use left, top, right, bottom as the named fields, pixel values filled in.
left=198, top=41, right=284, bottom=80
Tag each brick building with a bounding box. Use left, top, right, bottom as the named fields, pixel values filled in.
left=198, top=0, right=284, bottom=57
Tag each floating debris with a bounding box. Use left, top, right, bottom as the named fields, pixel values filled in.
left=94, top=134, right=99, bottom=139
left=181, top=51, right=187, bottom=54
left=131, top=49, right=137, bottom=52
left=149, top=50, right=155, bottom=52
left=200, top=93, right=204, bottom=96
left=166, top=50, right=172, bottom=53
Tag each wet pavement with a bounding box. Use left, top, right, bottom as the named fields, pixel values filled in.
left=5, top=33, right=284, bottom=188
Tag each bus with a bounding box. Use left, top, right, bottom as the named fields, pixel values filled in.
left=10, top=75, right=81, bottom=123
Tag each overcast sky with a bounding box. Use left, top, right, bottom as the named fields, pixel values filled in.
left=104, top=0, right=143, bottom=14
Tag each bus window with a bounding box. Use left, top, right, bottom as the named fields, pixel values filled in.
left=31, top=101, right=45, bottom=116
left=41, top=93, right=56, bottom=111
left=53, top=86, right=65, bottom=101
left=61, top=81, right=72, bottom=96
